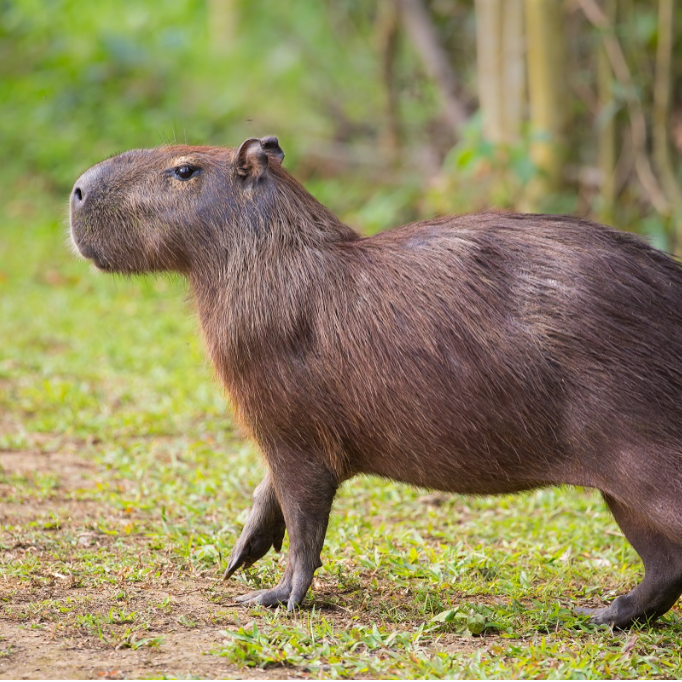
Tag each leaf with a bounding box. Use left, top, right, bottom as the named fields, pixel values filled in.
left=467, top=613, right=487, bottom=636
left=621, top=634, right=638, bottom=654
left=431, top=608, right=458, bottom=623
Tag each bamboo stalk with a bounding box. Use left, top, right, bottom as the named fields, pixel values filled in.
left=653, top=0, right=682, bottom=247
left=476, top=0, right=504, bottom=142
left=376, top=0, right=402, bottom=160
left=501, top=0, right=525, bottom=143
left=597, top=0, right=617, bottom=224
left=577, top=0, right=669, bottom=214
left=207, top=0, right=237, bottom=53
left=475, top=0, right=524, bottom=144
left=525, top=0, right=568, bottom=203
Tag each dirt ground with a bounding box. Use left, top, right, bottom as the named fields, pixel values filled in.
left=0, top=617, right=256, bottom=680
left=0, top=447, right=309, bottom=680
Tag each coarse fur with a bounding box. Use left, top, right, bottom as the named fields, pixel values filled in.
left=70, top=137, right=682, bottom=628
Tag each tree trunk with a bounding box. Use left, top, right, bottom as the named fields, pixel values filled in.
left=597, top=0, right=617, bottom=224
left=475, top=0, right=525, bottom=144
left=653, top=0, right=682, bottom=249
left=525, top=0, right=569, bottom=205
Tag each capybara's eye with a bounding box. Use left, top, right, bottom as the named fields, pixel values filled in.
left=174, top=164, right=198, bottom=180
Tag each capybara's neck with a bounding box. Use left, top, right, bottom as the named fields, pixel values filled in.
left=189, top=166, right=359, bottom=399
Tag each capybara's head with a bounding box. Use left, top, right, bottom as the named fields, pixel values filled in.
left=69, top=137, right=285, bottom=273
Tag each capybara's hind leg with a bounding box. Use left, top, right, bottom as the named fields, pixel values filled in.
left=578, top=493, right=682, bottom=628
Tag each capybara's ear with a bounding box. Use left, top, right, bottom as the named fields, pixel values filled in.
left=260, top=136, right=285, bottom=164
left=236, top=138, right=269, bottom=178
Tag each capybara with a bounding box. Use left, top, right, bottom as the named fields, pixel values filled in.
left=70, top=136, right=682, bottom=628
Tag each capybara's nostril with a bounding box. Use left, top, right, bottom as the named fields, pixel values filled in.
left=74, top=187, right=83, bottom=202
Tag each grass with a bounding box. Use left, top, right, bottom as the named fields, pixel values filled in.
left=2, top=197, right=682, bottom=679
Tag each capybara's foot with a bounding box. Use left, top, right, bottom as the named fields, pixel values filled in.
left=588, top=495, right=682, bottom=628
left=575, top=605, right=623, bottom=627
left=234, top=582, right=300, bottom=610
left=576, top=596, right=656, bottom=629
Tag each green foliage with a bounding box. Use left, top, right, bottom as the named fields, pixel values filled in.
left=2, top=0, right=443, bottom=233
left=3, top=0, right=205, bottom=188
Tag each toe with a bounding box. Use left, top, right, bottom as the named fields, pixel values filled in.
left=575, top=606, right=598, bottom=616
left=234, top=589, right=266, bottom=604
left=575, top=605, right=616, bottom=626
left=234, top=585, right=291, bottom=607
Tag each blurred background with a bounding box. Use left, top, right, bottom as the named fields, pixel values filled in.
left=2, top=0, right=682, bottom=247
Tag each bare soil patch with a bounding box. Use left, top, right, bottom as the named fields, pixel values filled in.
left=0, top=617, right=264, bottom=681
left=0, top=447, right=293, bottom=679
left=1, top=448, right=93, bottom=487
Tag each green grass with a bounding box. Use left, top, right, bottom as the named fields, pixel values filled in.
left=2, top=199, right=682, bottom=679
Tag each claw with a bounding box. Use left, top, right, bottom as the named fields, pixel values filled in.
left=273, top=533, right=283, bottom=553
left=234, top=590, right=264, bottom=604
left=223, top=480, right=286, bottom=580
left=223, top=542, right=252, bottom=579
left=224, top=550, right=258, bottom=580
left=223, top=556, right=241, bottom=580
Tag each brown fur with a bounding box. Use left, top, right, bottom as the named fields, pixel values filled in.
left=70, top=137, right=682, bottom=627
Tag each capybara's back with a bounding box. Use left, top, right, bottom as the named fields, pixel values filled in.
left=269, top=213, right=682, bottom=496
left=70, top=137, right=682, bottom=627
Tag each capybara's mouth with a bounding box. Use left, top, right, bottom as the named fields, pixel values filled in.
left=71, top=237, right=112, bottom=271
left=91, top=258, right=112, bottom=271
left=87, top=251, right=113, bottom=271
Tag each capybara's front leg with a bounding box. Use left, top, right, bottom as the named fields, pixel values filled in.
left=224, top=471, right=286, bottom=579
left=233, top=454, right=338, bottom=610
